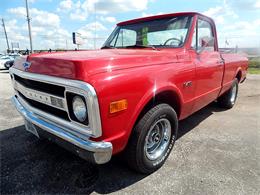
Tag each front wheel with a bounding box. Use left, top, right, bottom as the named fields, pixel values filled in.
left=217, top=78, right=238, bottom=109
left=125, top=104, right=178, bottom=174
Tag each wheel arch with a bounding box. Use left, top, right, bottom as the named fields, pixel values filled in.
left=127, top=86, right=183, bottom=136
left=235, top=68, right=242, bottom=82
left=136, top=90, right=182, bottom=123
left=121, top=85, right=183, bottom=153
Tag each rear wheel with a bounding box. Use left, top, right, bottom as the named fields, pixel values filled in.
left=217, top=78, right=238, bottom=109
left=125, top=104, right=178, bottom=174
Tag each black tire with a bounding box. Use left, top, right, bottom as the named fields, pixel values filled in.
left=217, top=78, right=238, bottom=109
left=125, top=104, right=178, bottom=174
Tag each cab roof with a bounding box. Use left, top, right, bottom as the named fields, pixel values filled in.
left=117, top=12, right=213, bottom=26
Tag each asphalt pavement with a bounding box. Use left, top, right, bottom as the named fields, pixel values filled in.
left=0, top=69, right=259, bottom=194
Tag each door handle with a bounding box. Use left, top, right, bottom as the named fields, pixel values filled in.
left=217, top=59, right=224, bottom=64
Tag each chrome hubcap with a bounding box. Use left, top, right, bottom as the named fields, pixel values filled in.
left=230, top=84, right=237, bottom=103
left=144, top=118, right=171, bottom=160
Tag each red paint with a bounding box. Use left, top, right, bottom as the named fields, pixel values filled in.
left=13, top=12, right=248, bottom=155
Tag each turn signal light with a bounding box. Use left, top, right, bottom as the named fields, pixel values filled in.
left=110, top=99, right=128, bottom=114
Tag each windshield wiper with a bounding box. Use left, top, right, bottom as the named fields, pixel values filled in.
left=101, top=45, right=116, bottom=49
left=125, top=44, right=158, bottom=50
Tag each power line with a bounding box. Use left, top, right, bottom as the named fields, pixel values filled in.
left=94, top=2, right=97, bottom=49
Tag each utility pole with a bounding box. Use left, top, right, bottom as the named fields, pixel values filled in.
left=25, top=0, right=33, bottom=53
left=94, top=2, right=96, bottom=50
left=1, top=18, right=10, bottom=53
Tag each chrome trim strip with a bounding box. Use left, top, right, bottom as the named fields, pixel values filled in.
left=12, top=96, right=112, bottom=164
left=9, top=67, right=102, bottom=138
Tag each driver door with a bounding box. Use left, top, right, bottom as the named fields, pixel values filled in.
left=191, top=17, right=224, bottom=113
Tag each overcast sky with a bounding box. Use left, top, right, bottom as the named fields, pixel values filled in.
left=0, top=0, right=260, bottom=52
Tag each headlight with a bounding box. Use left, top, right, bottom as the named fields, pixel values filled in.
left=72, top=96, right=87, bottom=122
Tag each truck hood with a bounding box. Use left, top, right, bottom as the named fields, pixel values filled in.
left=13, top=49, right=187, bottom=80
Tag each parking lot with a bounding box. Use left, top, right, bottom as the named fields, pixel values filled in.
left=0, top=69, right=259, bottom=194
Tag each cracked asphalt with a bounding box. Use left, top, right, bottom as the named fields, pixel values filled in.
left=0, top=69, right=259, bottom=194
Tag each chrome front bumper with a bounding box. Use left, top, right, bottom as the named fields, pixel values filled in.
left=12, top=96, right=113, bottom=164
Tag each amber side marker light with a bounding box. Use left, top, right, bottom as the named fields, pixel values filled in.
left=110, top=99, right=128, bottom=114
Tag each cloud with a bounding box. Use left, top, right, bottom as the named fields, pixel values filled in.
left=31, top=9, right=60, bottom=28
left=217, top=20, right=260, bottom=48
left=4, top=19, right=19, bottom=32
left=203, top=0, right=260, bottom=47
left=220, top=19, right=260, bottom=37
left=8, top=7, right=60, bottom=28
left=7, top=7, right=26, bottom=17
left=228, top=0, right=260, bottom=10
left=79, top=22, right=107, bottom=34
left=203, top=6, right=225, bottom=24
left=58, top=0, right=73, bottom=10
left=58, top=0, right=150, bottom=21
left=6, top=7, right=73, bottom=50
left=76, top=21, right=110, bottom=49
left=203, top=1, right=238, bottom=25
left=255, top=0, right=260, bottom=8
left=82, top=0, right=149, bottom=15
left=4, top=0, right=258, bottom=51
left=100, top=16, right=116, bottom=23
left=70, top=10, right=87, bottom=21
left=58, top=0, right=88, bottom=21
left=142, top=12, right=165, bottom=17
left=1, top=19, right=28, bottom=50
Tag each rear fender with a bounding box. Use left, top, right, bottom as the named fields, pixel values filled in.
left=234, top=67, right=242, bottom=82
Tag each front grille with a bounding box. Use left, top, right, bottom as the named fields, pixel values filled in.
left=13, top=73, right=69, bottom=122
left=14, top=74, right=65, bottom=97
left=9, top=68, right=101, bottom=138
left=18, top=92, right=70, bottom=121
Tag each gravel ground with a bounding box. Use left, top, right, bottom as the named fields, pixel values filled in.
left=0, top=69, right=259, bottom=194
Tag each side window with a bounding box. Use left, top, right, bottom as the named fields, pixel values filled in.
left=198, top=19, right=215, bottom=51
left=192, top=19, right=215, bottom=51
left=115, top=29, right=137, bottom=47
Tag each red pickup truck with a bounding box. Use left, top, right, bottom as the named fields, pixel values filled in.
left=10, top=12, right=248, bottom=173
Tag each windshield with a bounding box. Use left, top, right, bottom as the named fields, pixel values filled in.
left=103, top=16, right=193, bottom=49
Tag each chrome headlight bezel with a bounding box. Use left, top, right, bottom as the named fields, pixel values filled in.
left=66, top=92, right=89, bottom=126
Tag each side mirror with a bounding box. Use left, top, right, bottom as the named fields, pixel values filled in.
left=197, top=36, right=215, bottom=54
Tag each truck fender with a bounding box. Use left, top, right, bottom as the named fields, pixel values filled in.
left=123, top=84, right=183, bottom=149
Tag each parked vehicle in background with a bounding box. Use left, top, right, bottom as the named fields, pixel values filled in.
left=10, top=12, right=248, bottom=173
left=4, top=60, right=14, bottom=69
left=9, top=53, right=22, bottom=59
left=0, top=56, right=14, bottom=69
left=0, top=53, right=21, bottom=69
